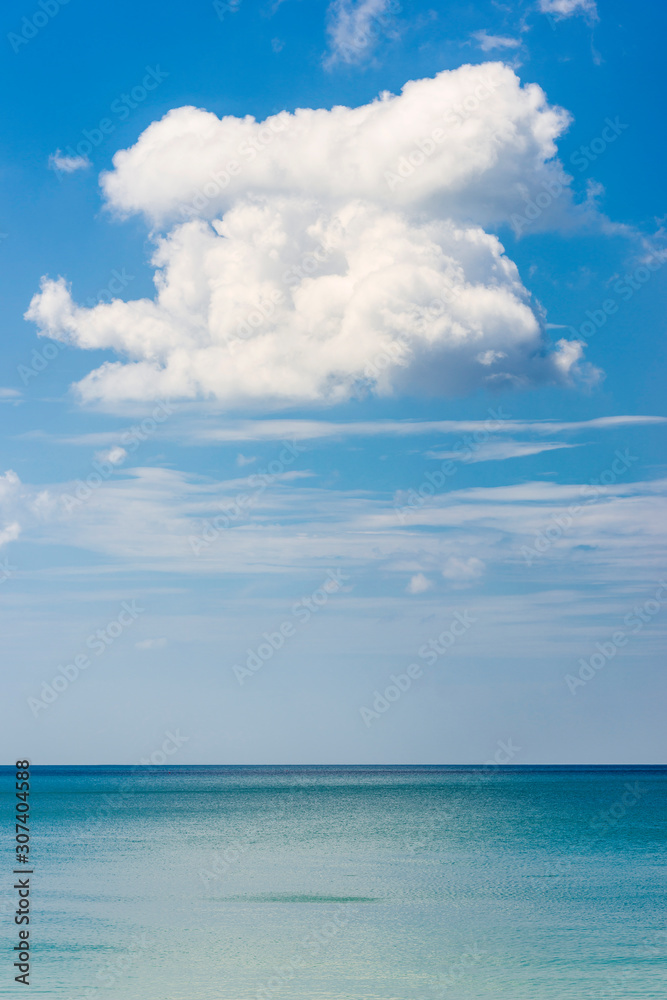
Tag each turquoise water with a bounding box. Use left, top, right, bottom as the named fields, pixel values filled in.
left=1, top=766, right=665, bottom=998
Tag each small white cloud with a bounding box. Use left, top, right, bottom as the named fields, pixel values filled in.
left=407, top=572, right=432, bottom=594
left=472, top=30, right=522, bottom=52
left=476, top=349, right=507, bottom=366
left=538, top=0, right=597, bottom=21
left=0, top=470, right=21, bottom=498
left=0, top=388, right=21, bottom=402
left=108, top=446, right=127, bottom=465
left=271, top=37, right=284, bottom=52
left=48, top=150, right=91, bottom=176
left=442, top=557, right=485, bottom=581
left=135, top=637, right=168, bottom=650
left=236, top=453, right=257, bottom=467
left=0, top=521, right=20, bottom=548
left=95, top=446, right=127, bottom=466
left=325, top=0, right=396, bottom=65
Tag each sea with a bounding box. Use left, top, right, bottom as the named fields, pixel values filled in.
left=1, top=765, right=666, bottom=998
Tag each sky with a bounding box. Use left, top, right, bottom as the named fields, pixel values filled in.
left=0, top=0, right=665, bottom=765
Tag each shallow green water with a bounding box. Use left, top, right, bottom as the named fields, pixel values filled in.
left=2, top=766, right=665, bottom=998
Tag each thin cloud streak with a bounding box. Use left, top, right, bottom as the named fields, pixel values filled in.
left=192, top=415, right=666, bottom=443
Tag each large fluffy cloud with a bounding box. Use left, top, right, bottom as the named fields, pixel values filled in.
left=98, top=63, right=570, bottom=228
left=26, top=64, right=597, bottom=406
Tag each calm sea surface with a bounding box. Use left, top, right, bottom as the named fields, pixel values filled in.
left=1, top=766, right=665, bottom=998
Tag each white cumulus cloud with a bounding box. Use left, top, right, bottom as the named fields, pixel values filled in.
left=26, top=65, right=599, bottom=407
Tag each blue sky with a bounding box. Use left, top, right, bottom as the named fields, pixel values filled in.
left=1, top=0, right=665, bottom=764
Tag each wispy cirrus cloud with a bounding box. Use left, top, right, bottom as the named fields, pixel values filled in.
left=2, top=460, right=666, bottom=589
left=325, top=0, right=398, bottom=66
left=190, top=414, right=666, bottom=443
left=0, top=388, right=22, bottom=404
left=425, top=440, right=577, bottom=464
left=48, top=149, right=91, bottom=175
left=135, top=637, right=167, bottom=650
left=538, top=0, right=598, bottom=21
left=441, top=556, right=485, bottom=582
left=472, top=30, right=522, bottom=53
left=24, top=414, right=665, bottom=448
